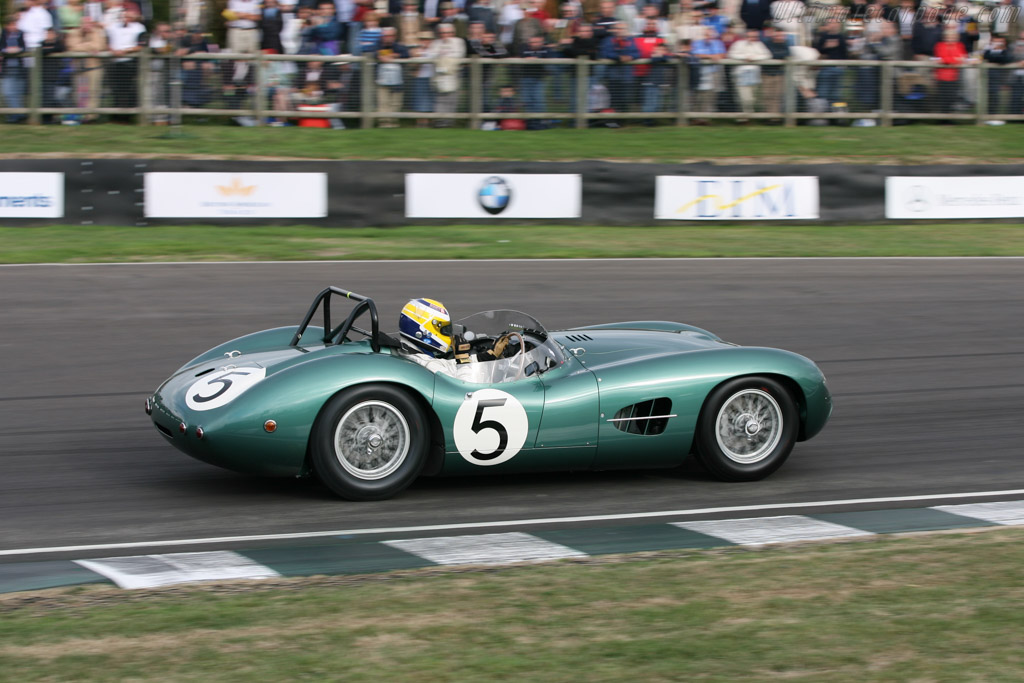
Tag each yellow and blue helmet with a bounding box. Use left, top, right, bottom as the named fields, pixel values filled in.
left=399, top=298, right=452, bottom=356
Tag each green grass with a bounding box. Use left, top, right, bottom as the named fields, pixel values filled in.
left=3, top=124, right=1024, bottom=162
left=3, top=223, right=1024, bottom=263
left=3, top=529, right=1024, bottom=681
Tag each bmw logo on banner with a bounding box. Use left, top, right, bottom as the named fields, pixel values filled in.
left=478, top=176, right=512, bottom=215
left=405, top=173, right=581, bottom=218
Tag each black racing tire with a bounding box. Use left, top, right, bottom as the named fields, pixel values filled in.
left=311, top=384, right=429, bottom=501
left=694, top=376, right=798, bottom=482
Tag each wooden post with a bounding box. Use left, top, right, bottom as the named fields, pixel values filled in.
left=575, top=56, right=588, bottom=130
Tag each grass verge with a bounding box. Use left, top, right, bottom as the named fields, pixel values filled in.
left=3, top=224, right=1024, bottom=263
left=2, top=528, right=1024, bottom=681
left=2, top=125, right=1024, bottom=162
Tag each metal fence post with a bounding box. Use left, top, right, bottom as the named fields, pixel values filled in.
left=675, top=59, right=688, bottom=127
left=361, top=56, right=373, bottom=129
left=976, top=63, right=987, bottom=126
left=137, top=48, right=150, bottom=125
left=254, top=51, right=266, bottom=127
left=575, top=56, right=588, bottom=130
left=469, top=56, right=482, bottom=130
left=880, top=60, right=893, bottom=127
left=783, top=59, right=795, bottom=127
left=28, top=46, right=42, bottom=125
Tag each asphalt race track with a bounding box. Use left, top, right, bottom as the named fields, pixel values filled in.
left=2, top=258, right=1023, bottom=560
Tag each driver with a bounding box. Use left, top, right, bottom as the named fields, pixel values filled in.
left=398, top=298, right=453, bottom=357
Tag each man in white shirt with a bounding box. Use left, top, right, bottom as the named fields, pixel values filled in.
left=226, top=0, right=262, bottom=53
left=18, top=0, right=54, bottom=49
left=727, top=27, right=770, bottom=116
left=105, top=7, right=145, bottom=116
left=428, top=22, right=465, bottom=124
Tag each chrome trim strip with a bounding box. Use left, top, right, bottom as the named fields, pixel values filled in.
left=606, top=414, right=677, bottom=422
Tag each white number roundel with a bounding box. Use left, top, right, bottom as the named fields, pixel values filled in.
left=185, top=367, right=267, bottom=411
left=453, top=388, right=529, bottom=466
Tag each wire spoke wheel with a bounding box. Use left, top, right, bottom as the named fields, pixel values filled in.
left=333, top=400, right=410, bottom=480
left=714, top=388, right=783, bottom=464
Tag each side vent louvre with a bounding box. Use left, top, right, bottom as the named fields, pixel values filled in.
left=563, top=334, right=593, bottom=342
left=611, top=398, right=674, bottom=436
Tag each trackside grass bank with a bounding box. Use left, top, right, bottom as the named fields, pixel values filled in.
left=3, top=224, right=1024, bottom=263
left=2, top=529, right=1023, bottom=681
left=2, top=125, right=1024, bottom=162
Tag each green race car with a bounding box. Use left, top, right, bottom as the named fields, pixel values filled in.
left=148, top=287, right=832, bottom=500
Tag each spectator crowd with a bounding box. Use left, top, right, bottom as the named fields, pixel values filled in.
left=1, top=0, right=1023, bottom=125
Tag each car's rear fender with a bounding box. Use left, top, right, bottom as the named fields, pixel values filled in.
left=177, top=325, right=327, bottom=373
left=164, top=352, right=436, bottom=477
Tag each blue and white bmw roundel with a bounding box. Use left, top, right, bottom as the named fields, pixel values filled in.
left=478, top=176, right=512, bottom=215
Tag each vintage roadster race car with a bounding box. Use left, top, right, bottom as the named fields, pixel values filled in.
left=148, top=287, right=831, bottom=500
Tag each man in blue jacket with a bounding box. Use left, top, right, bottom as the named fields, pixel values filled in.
left=1, top=16, right=27, bottom=122
left=599, top=21, right=639, bottom=117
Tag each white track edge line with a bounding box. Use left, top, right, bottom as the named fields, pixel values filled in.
left=4, top=488, right=1024, bottom=557
left=2, top=256, right=1024, bottom=268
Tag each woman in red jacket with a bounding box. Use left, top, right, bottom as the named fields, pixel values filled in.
left=933, top=28, right=967, bottom=115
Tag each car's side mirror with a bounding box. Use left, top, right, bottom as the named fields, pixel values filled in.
left=524, top=361, right=540, bottom=377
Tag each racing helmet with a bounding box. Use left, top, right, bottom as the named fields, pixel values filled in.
left=399, top=298, right=452, bottom=356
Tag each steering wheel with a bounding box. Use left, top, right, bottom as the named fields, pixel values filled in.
left=493, top=332, right=527, bottom=379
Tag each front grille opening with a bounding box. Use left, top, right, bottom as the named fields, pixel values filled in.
left=155, top=423, right=173, bottom=438
left=612, top=398, right=673, bottom=435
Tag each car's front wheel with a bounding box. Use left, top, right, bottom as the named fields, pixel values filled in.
left=694, top=376, right=798, bottom=481
left=311, top=384, right=429, bottom=500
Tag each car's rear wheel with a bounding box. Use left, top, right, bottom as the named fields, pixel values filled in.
left=312, top=384, right=429, bottom=500
left=694, top=376, right=798, bottom=481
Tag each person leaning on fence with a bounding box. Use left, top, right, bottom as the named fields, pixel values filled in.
left=105, top=8, right=146, bottom=121
left=813, top=19, right=847, bottom=106
left=178, top=26, right=212, bottom=108
left=761, top=26, right=788, bottom=116
left=65, top=17, right=106, bottom=122
left=635, top=18, right=667, bottom=118
left=985, top=35, right=1013, bottom=121
left=933, top=27, right=966, bottom=118
left=727, top=27, right=769, bottom=119
left=468, top=20, right=507, bottom=113
left=691, top=25, right=724, bottom=120
left=375, top=26, right=409, bottom=127
left=148, top=22, right=173, bottom=123
left=409, top=30, right=434, bottom=126
left=428, top=22, right=465, bottom=125
left=1010, top=31, right=1024, bottom=117
left=599, top=22, right=639, bottom=117
left=518, top=33, right=550, bottom=128
left=1, top=16, right=28, bottom=122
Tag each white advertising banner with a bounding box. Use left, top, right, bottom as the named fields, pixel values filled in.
left=655, top=176, right=819, bottom=220
left=144, top=173, right=327, bottom=218
left=885, top=176, right=1024, bottom=219
left=0, top=172, right=64, bottom=218
left=405, top=174, right=581, bottom=218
